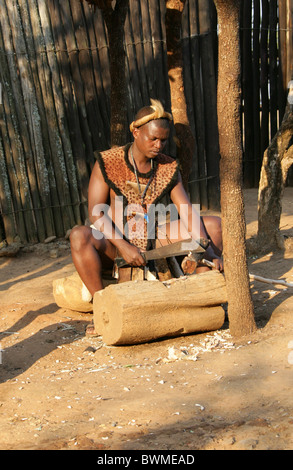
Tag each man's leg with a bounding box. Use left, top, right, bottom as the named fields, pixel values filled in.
left=70, top=225, right=116, bottom=297
left=196, top=215, right=222, bottom=272
left=70, top=225, right=116, bottom=336
left=157, top=215, right=222, bottom=272
left=201, top=215, right=222, bottom=256
left=157, top=215, right=222, bottom=249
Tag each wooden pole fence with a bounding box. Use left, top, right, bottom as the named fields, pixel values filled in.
left=0, top=0, right=289, bottom=244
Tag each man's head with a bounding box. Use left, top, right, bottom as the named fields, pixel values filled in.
left=130, top=99, right=172, bottom=132
left=131, top=100, right=172, bottom=159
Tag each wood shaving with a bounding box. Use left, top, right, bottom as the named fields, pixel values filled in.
left=162, top=330, right=235, bottom=363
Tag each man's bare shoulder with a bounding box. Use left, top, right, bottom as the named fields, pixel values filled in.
left=90, top=160, right=105, bottom=181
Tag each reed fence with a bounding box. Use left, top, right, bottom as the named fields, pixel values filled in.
left=0, top=0, right=290, bottom=243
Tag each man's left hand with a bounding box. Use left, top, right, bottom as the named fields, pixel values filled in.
left=212, top=257, right=224, bottom=272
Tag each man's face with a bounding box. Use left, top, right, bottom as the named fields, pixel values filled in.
left=133, top=120, right=170, bottom=158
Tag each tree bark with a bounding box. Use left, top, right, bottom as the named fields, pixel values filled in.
left=214, top=0, right=256, bottom=337
left=257, top=85, right=293, bottom=251
left=165, top=0, right=195, bottom=188
left=82, top=0, right=129, bottom=146
left=103, top=1, right=129, bottom=146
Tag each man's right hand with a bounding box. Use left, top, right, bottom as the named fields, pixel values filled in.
left=117, top=241, right=146, bottom=267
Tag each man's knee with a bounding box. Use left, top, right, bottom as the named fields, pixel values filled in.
left=70, top=225, right=92, bottom=251
left=214, top=216, right=222, bottom=233
left=203, top=215, right=222, bottom=234
left=211, top=216, right=222, bottom=242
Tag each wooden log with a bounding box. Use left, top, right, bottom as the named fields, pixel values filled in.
left=93, top=270, right=227, bottom=345
left=53, top=272, right=93, bottom=313
left=53, top=271, right=115, bottom=312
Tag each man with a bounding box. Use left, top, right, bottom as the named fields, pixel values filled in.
left=70, top=100, right=223, bottom=333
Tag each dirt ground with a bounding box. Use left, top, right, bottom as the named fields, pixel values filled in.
left=0, top=188, right=292, bottom=451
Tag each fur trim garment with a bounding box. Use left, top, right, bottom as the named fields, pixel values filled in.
left=94, top=143, right=179, bottom=250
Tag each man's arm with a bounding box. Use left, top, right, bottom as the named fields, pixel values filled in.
left=88, top=161, right=111, bottom=224
left=88, top=161, right=145, bottom=266
left=170, top=174, right=223, bottom=271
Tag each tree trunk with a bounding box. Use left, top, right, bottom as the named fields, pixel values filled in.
left=82, top=0, right=129, bottom=146
left=214, top=0, right=256, bottom=337
left=165, top=0, right=195, bottom=188
left=103, top=0, right=129, bottom=146
left=257, top=86, right=293, bottom=251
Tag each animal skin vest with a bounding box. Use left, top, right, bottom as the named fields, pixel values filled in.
left=95, top=143, right=179, bottom=250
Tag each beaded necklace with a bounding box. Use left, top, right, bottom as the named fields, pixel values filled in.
left=130, top=145, right=154, bottom=209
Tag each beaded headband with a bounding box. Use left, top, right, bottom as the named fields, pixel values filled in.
left=129, top=99, right=173, bottom=132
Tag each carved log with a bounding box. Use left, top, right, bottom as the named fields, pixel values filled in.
left=93, top=270, right=227, bottom=345
left=53, top=270, right=115, bottom=312
left=53, top=272, right=93, bottom=313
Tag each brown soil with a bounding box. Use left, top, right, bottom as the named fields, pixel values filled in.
left=0, top=188, right=292, bottom=451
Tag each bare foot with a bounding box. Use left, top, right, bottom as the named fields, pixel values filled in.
left=86, top=322, right=99, bottom=337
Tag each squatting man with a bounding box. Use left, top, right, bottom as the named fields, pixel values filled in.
left=70, top=100, right=223, bottom=335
